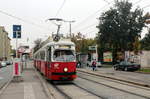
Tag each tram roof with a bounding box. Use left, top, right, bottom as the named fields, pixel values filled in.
left=34, top=39, right=75, bottom=55
left=45, top=39, right=75, bottom=46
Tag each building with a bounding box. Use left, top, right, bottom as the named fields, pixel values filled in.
left=0, top=26, right=11, bottom=60
left=124, top=51, right=150, bottom=68
left=140, top=51, right=150, bottom=68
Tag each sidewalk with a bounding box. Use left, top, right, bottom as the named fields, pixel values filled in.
left=0, top=61, right=50, bottom=99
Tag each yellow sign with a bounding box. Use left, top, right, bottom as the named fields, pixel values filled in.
left=103, top=52, right=112, bottom=62
left=59, top=45, right=70, bottom=49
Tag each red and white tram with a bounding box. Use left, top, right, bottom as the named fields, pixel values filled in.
left=34, top=39, right=77, bottom=81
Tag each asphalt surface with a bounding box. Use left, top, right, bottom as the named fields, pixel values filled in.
left=82, top=67, right=150, bottom=85
left=75, top=71, right=150, bottom=99
left=0, top=65, right=13, bottom=89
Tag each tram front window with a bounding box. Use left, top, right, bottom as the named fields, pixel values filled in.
left=53, top=50, right=75, bottom=62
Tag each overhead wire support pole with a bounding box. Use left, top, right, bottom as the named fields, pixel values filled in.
left=64, top=20, right=75, bottom=38
left=69, top=21, right=75, bottom=38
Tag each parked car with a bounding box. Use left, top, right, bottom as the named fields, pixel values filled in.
left=113, top=61, right=140, bottom=71
left=0, top=61, right=7, bottom=67
left=0, top=61, right=1, bottom=68
left=6, top=60, right=13, bottom=65
left=87, top=60, right=102, bottom=67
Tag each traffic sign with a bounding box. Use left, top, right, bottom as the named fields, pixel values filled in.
left=89, top=46, right=96, bottom=50
left=13, top=25, right=21, bottom=38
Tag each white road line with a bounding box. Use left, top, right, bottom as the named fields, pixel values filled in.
left=24, top=83, right=35, bottom=99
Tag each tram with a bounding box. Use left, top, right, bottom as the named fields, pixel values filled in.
left=34, top=38, right=77, bottom=81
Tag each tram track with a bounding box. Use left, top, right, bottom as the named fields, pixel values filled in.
left=51, top=82, right=73, bottom=99
left=72, top=83, right=107, bottom=99
left=78, top=71, right=150, bottom=91
left=50, top=81, right=104, bottom=99
left=36, top=66, right=150, bottom=99
left=77, top=71, right=150, bottom=99
left=77, top=69, right=150, bottom=88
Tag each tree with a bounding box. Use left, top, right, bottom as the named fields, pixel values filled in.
left=71, top=32, right=96, bottom=53
left=141, top=29, right=150, bottom=50
left=97, top=0, right=148, bottom=63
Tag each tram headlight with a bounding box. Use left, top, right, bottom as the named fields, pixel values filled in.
left=64, top=68, right=68, bottom=72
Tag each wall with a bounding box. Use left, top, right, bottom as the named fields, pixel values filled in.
left=0, top=26, right=11, bottom=60
left=141, top=51, right=150, bottom=68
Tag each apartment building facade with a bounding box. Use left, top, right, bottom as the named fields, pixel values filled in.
left=0, top=26, right=11, bottom=60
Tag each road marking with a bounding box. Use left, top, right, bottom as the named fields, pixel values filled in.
left=24, top=83, right=35, bottom=99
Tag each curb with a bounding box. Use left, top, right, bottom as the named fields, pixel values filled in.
left=0, top=77, right=12, bottom=96
left=135, top=71, right=150, bottom=74
left=34, top=68, right=55, bottom=99
left=77, top=69, right=150, bottom=88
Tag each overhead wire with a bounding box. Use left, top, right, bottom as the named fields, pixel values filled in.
left=142, top=4, right=150, bottom=9
left=0, top=9, right=51, bottom=31
left=103, top=0, right=111, bottom=4
left=84, top=30, right=98, bottom=38
left=73, top=0, right=146, bottom=36
left=74, top=22, right=97, bottom=33
left=72, top=1, right=114, bottom=31
left=133, top=0, right=143, bottom=6
left=55, top=0, right=66, bottom=17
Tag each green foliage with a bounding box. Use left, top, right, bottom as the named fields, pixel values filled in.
left=138, top=68, right=150, bottom=73
left=97, top=0, right=148, bottom=62
left=71, top=32, right=96, bottom=53
left=141, top=29, right=150, bottom=50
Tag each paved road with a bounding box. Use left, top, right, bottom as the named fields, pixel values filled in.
left=75, top=72, right=150, bottom=99
left=0, top=65, right=13, bottom=89
left=82, top=67, right=150, bottom=85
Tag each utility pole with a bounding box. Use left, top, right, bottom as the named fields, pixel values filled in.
left=64, top=20, right=75, bottom=38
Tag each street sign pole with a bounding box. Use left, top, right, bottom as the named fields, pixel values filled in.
left=13, top=25, right=21, bottom=58
left=16, top=31, right=18, bottom=58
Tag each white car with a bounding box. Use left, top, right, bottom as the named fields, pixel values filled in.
left=1, top=61, right=7, bottom=67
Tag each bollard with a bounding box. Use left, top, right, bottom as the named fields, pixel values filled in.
left=12, top=58, right=23, bottom=82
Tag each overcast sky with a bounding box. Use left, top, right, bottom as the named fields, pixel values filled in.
left=0, top=0, right=150, bottom=49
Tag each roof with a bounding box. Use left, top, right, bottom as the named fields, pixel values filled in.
left=45, top=38, right=75, bottom=47
left=34, top=38, right=75, bottom=55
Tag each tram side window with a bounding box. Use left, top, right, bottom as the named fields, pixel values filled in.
left=35, top=55, right=38, bottom=59
left=48, top=47, right=51, bottom=61
left=40, top=51, right=45, bottom=60
left=37, top=53, right=41, bottom=60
